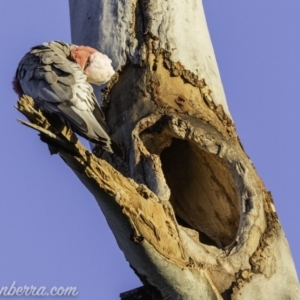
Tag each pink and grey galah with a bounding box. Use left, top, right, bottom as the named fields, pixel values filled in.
left=13, top=40, right=118, bottom=153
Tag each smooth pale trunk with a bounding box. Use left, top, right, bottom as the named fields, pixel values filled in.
left=68, top=1, right=299, bottom=299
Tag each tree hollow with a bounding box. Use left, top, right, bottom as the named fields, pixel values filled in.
left=160, top=138, right=239, bottom=248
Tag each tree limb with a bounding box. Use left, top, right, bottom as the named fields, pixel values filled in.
left=16, top=92, right=298, bottom=299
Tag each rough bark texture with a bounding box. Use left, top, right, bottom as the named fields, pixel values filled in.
left=16, top=0, right=299, bottom=299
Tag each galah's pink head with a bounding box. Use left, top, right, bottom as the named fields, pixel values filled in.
left=70, top=46, right=115, bottom=85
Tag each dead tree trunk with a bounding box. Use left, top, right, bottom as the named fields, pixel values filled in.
left=16, top=0, right=299, bottom=299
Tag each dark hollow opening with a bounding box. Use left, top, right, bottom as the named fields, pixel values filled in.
left=160, top=138, right=239, bottom=248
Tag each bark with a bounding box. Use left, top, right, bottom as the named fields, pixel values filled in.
left=16, top=0, right=299, bottom=299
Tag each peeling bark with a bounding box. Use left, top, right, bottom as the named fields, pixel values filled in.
left=16, top=0, right=299, bottom=299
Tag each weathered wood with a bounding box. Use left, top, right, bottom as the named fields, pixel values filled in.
left=15, top=0, right=299, bottom=299
left=68, top=0, right=300, bottom=297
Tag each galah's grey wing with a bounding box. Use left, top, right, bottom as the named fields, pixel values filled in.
left=16, top=42, right=113, bottom=151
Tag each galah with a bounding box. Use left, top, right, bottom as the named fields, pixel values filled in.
left=13, top=40, right=118, bottom=153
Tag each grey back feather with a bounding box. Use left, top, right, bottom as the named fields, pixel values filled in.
left=16, top=41, right=113, bottom=152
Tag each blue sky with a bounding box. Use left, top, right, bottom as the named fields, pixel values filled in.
left=0, top=1, right=299, bottom=299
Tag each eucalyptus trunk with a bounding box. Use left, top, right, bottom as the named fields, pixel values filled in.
left=17, top=1, right=299, bottom=299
